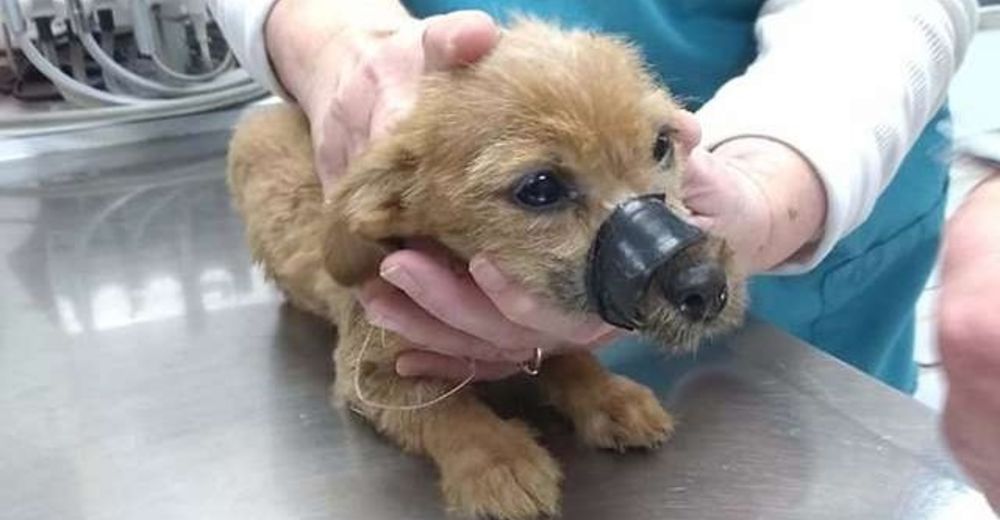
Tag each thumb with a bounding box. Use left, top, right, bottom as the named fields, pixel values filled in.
left=673, top=109, right=702, bottom=155
left=681, top=147, right=718, bottom=196
left=422, top=10, right=500, bottom=72
left=682, top=147, right=739, bottom=224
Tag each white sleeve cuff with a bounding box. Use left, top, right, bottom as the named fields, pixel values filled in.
left=697, top=0, right=977, bottom=274
left=208, top=0, right=291, bottom=99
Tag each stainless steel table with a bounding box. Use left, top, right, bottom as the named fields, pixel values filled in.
left=1, top=129, right=995, bottom=520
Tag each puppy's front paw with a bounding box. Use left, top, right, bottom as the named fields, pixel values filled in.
left=441, top=421, right=562, bottom=520
left=573, top=375, right=673, bottom=451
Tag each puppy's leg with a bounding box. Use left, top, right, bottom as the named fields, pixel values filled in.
left=539, top=351, right=673, bottom=451
left=335, top=325, right=562, bottom=520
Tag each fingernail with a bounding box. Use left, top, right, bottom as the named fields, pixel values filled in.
left=688, top=147, right=712, bottom=170
left=395, top=356, right=421, bottom=377
left=443, top=27, right=460, bottom=58
left=580, top=323, right=620, bottom=346
left=380, top=263, right=420, bottom=295
left=364, top=300, right=397, bottom=330
left=366, top=310, right=392, bottom=330
left=469, top=257, right=506, bottom=292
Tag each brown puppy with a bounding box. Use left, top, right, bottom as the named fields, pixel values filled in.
left=227, top=20, right=745, bottom=519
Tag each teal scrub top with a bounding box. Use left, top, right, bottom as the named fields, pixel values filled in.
left=404, top=0, right=951, bottom=393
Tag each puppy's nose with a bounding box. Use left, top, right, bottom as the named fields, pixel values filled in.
left=658, top=262, right=728, bottom=322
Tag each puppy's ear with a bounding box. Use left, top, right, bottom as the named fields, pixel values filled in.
left=322, top=142, right=419, bottom=287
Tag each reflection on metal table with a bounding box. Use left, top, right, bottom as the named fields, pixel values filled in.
left=0, top=128, right=994, bottom=520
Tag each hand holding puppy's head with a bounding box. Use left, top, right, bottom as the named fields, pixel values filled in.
left=324, top=19, right=746, bottom=349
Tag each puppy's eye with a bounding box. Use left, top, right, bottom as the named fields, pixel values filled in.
left=653, top=128, right=673, bottom=164
left=512, top=170, right=575, bottom=210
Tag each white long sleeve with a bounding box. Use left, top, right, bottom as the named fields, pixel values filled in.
left=210, top=0, right=979, bottom=273
left=697, top=0, right=979, bottom=273
left=207, top=0, right=287, bottom=98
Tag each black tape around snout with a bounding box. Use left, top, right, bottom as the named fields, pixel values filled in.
left=586, top=194, right=705, bottom=329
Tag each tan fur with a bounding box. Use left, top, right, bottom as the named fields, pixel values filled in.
left=228, top=20, right=744, bottom=519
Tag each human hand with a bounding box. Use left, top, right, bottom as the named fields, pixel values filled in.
left=681, top=117, right=827, bottom=274
left=937, top=173, right=1000, bottom=511
left=359, top=240, right=623, bottom=381
left=266, top=2, right=500, bottom=195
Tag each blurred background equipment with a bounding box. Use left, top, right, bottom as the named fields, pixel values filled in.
left=0, top=0, right=267, bottom=137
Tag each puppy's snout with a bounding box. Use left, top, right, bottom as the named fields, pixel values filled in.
left=586, top=194, right=707, bottom=329
left=657, top=261, right=728, bottom=322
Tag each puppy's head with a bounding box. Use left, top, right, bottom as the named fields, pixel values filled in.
left=326, top=20, right=746, bottom=350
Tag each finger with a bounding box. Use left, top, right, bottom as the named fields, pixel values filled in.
left=672, top=109, right=702, bottom=154
left=396, top=350, right=520, bottom=381
left=583, top=327, right=629, bottom=350
left=368, top=92, right=416, bottom=144
left=682, top=147, right=731, bottom=214
left=318, top=11, right=500, bottom=191
left=369, top=11, right=499, bottom=141
left=681, top=147, right=715, bottom=188
left=315, top=56, right=382, bottom=194
left=379, top=249, right=555, bottom=351
left=357, top=279, right=529, bottom=363
left=687, top=215, right=717, bottom=233
left=403, top=237, right=467, bottom=274
left=313, top=114, right=350, bottom=198
left=366, top=21, right=427, bottom=142
left=423, top=10, right=500, bottom=71
left=468, top=255, right=617, bottom=345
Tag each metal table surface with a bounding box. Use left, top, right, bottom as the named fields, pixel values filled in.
left=0, top=130, right=995, bottom=520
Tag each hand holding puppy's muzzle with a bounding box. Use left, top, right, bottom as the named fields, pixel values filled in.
left=586, top=194, right=729, bottom=330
